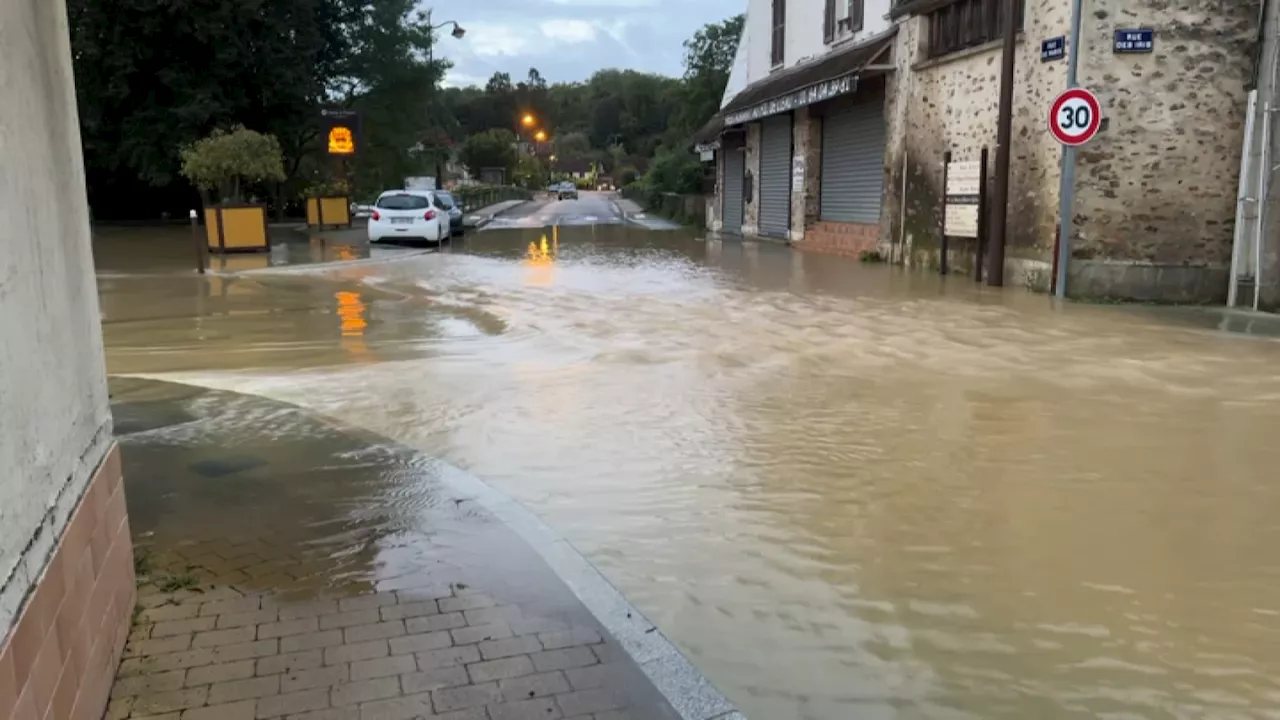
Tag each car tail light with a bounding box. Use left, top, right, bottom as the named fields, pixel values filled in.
left=372, top=210, right=381, bottom=221
left=424, top=210, right=436, bottom=221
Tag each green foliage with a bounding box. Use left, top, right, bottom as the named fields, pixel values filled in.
left=512, top=154, right=548, bottom=190
left=68, top=0, right=449, bottom=215
left=555, top=132, right=592, bottom=158
left=643, top=150, right=704, bottom=195
left=615, top=165, right=639, bottom=186
left=460, top=129, right=518, bottom=179
left=672, top=14, right=745, bottom=143
left=180, top=126, right=286, bottom=203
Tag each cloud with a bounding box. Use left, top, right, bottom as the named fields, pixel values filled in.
left=433, top=0, right=743, bottom=85
left=463, top=22, right=533, bottom=57
left=539, top=19, right=598, bottom=43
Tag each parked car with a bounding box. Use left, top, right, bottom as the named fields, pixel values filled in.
left=556, top=182, right=579, bottom=201
left=433, top=190, right=465, bottom=236
left=367, top=190, right=448, bottom=244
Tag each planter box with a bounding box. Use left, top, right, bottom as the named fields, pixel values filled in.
left=306, top=196, right=352, bottom=229
left=206, top=204, right=268, bottom=252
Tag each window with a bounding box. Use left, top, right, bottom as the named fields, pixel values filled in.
left=771, top=0, right=786, bottom=66
left=927, top=0, right=1024, bottom=59
left=827, top=0, right=864, bottom=44
left=376, top=194, right=430, bottom=210
left=846, top=0, right=864, bottom=33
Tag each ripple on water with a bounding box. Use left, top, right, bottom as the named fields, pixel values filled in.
left=113, top=229, right=1280, bottom=719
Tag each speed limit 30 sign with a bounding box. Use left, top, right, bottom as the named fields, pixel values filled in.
left=1049, top=87, right=1102, bottom=146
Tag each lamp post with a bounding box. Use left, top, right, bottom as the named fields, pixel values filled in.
left=426, top=10, right=466, bottom=63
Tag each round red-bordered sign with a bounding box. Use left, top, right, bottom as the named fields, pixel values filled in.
left=1049, top=87, right=1102, bottom=146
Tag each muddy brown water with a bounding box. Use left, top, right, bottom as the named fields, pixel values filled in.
left=97, top=225, right=1280, bottom=719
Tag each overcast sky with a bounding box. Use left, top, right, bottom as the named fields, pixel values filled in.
left=430, top=0, right=744, bottom=87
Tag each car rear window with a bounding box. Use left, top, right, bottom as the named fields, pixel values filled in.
left=376, top=194, right=430, bottom=210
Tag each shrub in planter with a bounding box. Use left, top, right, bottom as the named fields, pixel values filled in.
left=303, top=178, right=353, bottom=229
left=180, top=126, right=286, bottom=252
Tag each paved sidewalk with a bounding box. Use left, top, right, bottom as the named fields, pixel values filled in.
left=108, top=379, right=691, bottom=720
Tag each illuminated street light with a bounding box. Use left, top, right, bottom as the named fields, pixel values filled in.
left=534, top=130, right=548, bottom=142
left=522, top=114, right=536, bottom=127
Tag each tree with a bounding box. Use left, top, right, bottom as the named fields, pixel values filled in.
left=554, top=132, right=592, bottom=158
left=673, top=14, right=745, bottom=144
left=460, top=129, right=518, bottom=178
left=512, top=154, right=548, bottom=189
left=180, top=126, right=286, bottom=203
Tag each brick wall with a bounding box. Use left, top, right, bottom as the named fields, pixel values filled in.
left=798, top=221, right=881, bottom=257
left=0, top=446, right=135, bottom=720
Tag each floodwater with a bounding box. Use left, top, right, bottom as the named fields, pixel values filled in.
left=97, top=221, right=1280, bottom=719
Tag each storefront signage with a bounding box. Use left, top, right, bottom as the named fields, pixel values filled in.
left=791, top=156, right=805, bottom=192
left=943, top=160, right=981, bottom=238
left=1041, top=36, right=1065, bottom=62
left=725, top=73, right=858, bottom=126
left=1113, top=29, right=1154, bottom=54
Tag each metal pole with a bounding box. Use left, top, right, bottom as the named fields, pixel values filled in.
left=976, top=146, right=989, bottom=282
left=190, top=209, right=205, bottom=275
left=1229, top=90, right=1259, bottom=308
left=940, top=150, right=951, bottom=275
left=986, top=0, right=1018, bottom=286
left=1256, top=99, right=1271, bottom=312
left=1054, top=0, right=1085, bottom=298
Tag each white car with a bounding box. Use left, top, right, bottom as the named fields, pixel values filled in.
left=367, top=190, right=449, bottom=244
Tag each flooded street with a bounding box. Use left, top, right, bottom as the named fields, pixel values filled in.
left=97, top=215, right=1280, bottom=719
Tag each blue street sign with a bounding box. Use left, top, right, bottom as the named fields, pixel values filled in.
left=1041, top=36, right=1066, bottom=62
left=1114, top=28, right=1154, bottom=54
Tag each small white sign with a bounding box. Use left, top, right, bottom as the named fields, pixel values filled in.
left=944, top=159, right=981, bottom=238
left=791, top=156, right=805, bottom=192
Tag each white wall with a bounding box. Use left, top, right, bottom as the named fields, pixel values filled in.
left=0, top=0, right=113, bottom=640
left=739, top=0, right=893, bottom=94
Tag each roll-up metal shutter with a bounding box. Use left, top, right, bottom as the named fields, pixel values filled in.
left=758, top=114, right=792, bottom=238
left=820, top=100, right=886, bottom=224
left=722, top=134, right=745, bottom=234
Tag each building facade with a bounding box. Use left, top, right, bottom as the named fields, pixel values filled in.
left=700, top=0, right=1262, bottom=302
left=1, top=1, right=135, bottom=719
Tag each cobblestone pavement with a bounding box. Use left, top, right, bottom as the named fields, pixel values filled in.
left=108, top=379, right=685, bottom=720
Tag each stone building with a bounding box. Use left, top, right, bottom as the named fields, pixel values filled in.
left=1, top=0, right=135, bottom=719
left=698, top=0, right=1261, bottom=302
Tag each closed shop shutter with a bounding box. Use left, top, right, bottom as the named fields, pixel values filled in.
left=820, top=99, right=886, bottom=224
left=722, top=134, right=745, bottom=234
left=758, top=114, right=792, bottom=238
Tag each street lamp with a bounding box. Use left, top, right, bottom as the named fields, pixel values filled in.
left=534, top=130, right=547, bottom=142
left=522, top=114, right=536, bottom=127
left=425, top=11, right=466, bottom=62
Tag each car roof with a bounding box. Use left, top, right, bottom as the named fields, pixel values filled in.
left=377, top=189, right=433, bottom=198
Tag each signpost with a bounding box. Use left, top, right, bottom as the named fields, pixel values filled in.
left=1113, top=28, right=1154, bottom=54
left=1052, top=0, right=1095, bottom=299
left=1041, top=36, right=1066, bottom=62
left=1049, top=87, right=1102, bottom=147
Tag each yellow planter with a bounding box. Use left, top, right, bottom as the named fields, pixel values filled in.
left=205, top=205, right=268, bottom=252
left=306, top=196, right=352, bottom=229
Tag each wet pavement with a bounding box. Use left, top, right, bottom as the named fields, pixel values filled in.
left=97, top=219, right=1280, bottom=719
left=110, top=378, right=689, bottom=720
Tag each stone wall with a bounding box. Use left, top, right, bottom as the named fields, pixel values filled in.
left=789, top=107, right=823, bottom=242
left=883, top=2, right=1069, bottom=287
left=744, top=123, right=762, bottom=236
left=1069, top=0, right=1257, bottom=301
left=883, top=0, right=1257, bottom=301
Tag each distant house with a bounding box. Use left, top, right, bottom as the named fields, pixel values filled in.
left=556, top=158, right=594, bottom=180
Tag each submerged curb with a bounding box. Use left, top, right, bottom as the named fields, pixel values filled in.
left=435, top=461, right=745, bottom=720
left=117, top=376, right=744, bottom=720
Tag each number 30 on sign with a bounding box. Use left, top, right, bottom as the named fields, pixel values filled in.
left=1049, top=87, right=1102, bottom=146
